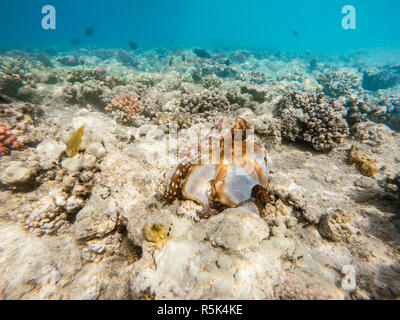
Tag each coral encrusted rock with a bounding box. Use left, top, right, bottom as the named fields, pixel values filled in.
left=276, top=91, right=350, bottom=151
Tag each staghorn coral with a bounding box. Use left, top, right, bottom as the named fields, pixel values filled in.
left=348, top=145, right=378, bottom=178
left=276, top=91, right=350, bottom=151
left=0, top=124, right=23, bottom=156
left=105, top=94, right=139, bottom=124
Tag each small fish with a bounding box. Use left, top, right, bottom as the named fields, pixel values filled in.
left=129, top=41, right=138, bottom=50
left=292, top=30, right=299, bottom=37
left=193, top=48, right=211, bottom=59
left=66, top=125, right=85, bottom=158
left=85, top=27, right=94, bottom=36
left=70, top=38, right=81, bottom=45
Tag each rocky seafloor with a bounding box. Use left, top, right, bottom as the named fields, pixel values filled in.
left=0, top=47, right=399, bottom=300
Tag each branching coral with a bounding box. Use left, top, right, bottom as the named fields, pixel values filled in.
left=105, top=94, right=139, bottom=124
left=362, top=65, right=400, bottom=91
left=369, top=95, right=400, bottom=131
left=0, top=58, right=28, bottom=97
left=276, top=91, right=350, bottom=151
left=345, top=94, right=400, bottom=131
left=179, top=89, right=231, bottom=115
left=318, top=70, right=363, bottom=98
left=0, top=124, right=23, bottom=156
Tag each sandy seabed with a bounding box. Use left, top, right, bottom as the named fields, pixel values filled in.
left=0, top=47, right=399, bottom=299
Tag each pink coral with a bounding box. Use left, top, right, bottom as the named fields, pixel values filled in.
left=105, top=94, right=139, bottom=124
left=0, top=124, right=23, bottom=156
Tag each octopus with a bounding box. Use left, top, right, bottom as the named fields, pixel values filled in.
left=163, top=117, right=269, bottom=217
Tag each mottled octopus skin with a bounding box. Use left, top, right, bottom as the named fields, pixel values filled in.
left=163, top=117, right=269, bottom=214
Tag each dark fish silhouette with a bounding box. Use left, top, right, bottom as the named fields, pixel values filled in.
left=193, top=49, right=211, bottom=59
left=70, top=38, right=81, bottom=45
left=85, top=27, right=94, bottom=36
left=129, top=41, right=138, bottom=50
left=292, top=30, right=299, bottom=37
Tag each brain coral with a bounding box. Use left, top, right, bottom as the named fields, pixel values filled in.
left=276, top=91, right=350, bottom=151
left=105, top=94, right=139, bottom=124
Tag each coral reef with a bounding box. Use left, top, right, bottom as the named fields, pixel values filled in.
left=0, top=47, right=399, bottom=300
left=0, top=58, right=29, bottom=98
left=318, top=70, right=363, bottom=98
left=362, top=65, right=400, bottom=91
left=276, top=91, right=350, bottom=151
left=191, top=60, right=238, bottom=82
left=105, top=94, right=139, bottom=124
left=0, top=124, right=23, bottom=156
left=179, top=89, right=231, bottom=115
left=369, top=95, right=400, bottom=131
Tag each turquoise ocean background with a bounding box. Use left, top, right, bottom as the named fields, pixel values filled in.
left=0, top=0, right=399, bottom=53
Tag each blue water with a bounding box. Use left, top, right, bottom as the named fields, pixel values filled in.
left=0, top=0, right=399, bottom=53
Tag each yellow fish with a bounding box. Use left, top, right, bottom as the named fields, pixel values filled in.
left=66, top=125, right=85, bottom=158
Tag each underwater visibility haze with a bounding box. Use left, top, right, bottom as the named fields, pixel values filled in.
left=0, top=0, right=399, bottom=300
